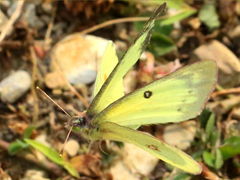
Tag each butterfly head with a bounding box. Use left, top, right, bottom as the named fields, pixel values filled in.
left=64, top=111, right=88, bottom=128
left=69, top=113, right=100, bottom=140
left=70, top=116, right=88, bottom=128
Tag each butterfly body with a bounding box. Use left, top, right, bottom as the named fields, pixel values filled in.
left=70, top=3, right=217, bottom=175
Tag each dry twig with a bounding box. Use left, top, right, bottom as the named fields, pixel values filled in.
left=200, top=162, right=221, bottom=180
left=44, top=4, right=57, bottom=48
left=79, top=16, right=152, bottom=35
left=0, top=0, right=25, bottom=43
left=211, top=87, right=240, bottom=98
left=30, top=46, right=40, bottom=123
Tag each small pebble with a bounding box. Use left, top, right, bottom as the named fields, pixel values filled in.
left=0, top=70, right=31, bottom=103
left=21, top=169, right=49, bottom=180
left=110, top=161, right=139, bottom=180
left=123, top=143, right=158, bottom=176
left=64, top=139, right=80, bottom=157
left=22, top=3, right=44, bottom=29
left=110, top=143, right=158, bottom=180
left=163, top=121, right=197, bottom=150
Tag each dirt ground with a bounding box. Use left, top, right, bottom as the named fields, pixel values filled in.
left=0, top=1, right=240, bottom=180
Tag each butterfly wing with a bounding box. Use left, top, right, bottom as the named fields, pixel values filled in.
left=87, top=4, right=167, bottom=116
left=93, top=41, right=124, bottom=100
left=98, top=122, right=202, bottom=174
left=92, top=60, right=217, bottom=127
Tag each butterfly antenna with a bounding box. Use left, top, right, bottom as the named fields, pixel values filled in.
left=60, top=125, right=73, bottom=155
left=36, top=87, right=75, bottom=155
left=36, top=86, right=72, bottom=118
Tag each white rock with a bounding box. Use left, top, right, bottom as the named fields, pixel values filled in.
left=0, top=70, right=31, bottom=103
left=193, top=40, right=240, bottom=87
left=123, top=143, right=158, bottom=176
left=110, top=161, right=139, bottom=180
left=63, top=139, right=79, bottom=157
left=110, top=143, right=158, bottom=179
left=163, top=121, right=197, bottom=150
left=20, top=169, right=49, bottom=180
left=194, top=40, right=240, bottom=74
left=47, top=34, right=109, bottom=88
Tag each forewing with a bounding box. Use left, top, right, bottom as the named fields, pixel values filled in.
left=93, top=60, right=217, bottom=126
left=99, top=122, right=202, bottom=174
left=93, top=41, right=124, bottom=100
left=87, top=4, right=167, bottom=116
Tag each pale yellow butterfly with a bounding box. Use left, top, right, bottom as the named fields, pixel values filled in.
left=68, top=3, right=217, bottom=175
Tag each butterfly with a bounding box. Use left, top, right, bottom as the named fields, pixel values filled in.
left=64, top=3, right=217, bottom=175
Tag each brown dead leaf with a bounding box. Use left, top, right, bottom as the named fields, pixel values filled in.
left=8, top=120, right=28, bottom=135
left=0, top=168, right=11, bottom=180
left=70, top=154, right=101, bottom=176
left=63, top=0, right=114, bottom=18
left=188, top=17, right=201, bottom=30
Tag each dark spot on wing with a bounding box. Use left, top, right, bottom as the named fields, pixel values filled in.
left=188, top=90, right=193, bottom=94
left=144, top=91, right=152, bottom=98
left=182, top=99, right=186, bottom=103
left=147, top=144, right=159, bottom=151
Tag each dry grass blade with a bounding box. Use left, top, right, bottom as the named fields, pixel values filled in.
left=0, top=0, right=25, bottom=43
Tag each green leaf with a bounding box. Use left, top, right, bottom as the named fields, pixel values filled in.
left=23, top=126, right=36, bottom=139
left=148, top=33, right=176, bottom=56
left=209, top=130, right=220, bottom=147
left=134, top=22, right=175, bottom=56
left=220, top=136, right=240, bottom=160
left=24, top=138, right=79, bottom=178
left=8, top=139, right=28, bottom=155
left=161, top=8, right=196, bottom=26
left=205, top=113, right=215, bottom=141
left=199, top=109, right=212, bottom=129
left=203, top=151, right=215, bottom=168
left=215, top=149, right=223, bottom=169
left=172, top=173, right=192, bottom=180
left=199, top=2, right=220, bottom=30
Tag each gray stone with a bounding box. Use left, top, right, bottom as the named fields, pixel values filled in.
left=0, top=70, right=31, bottom=103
